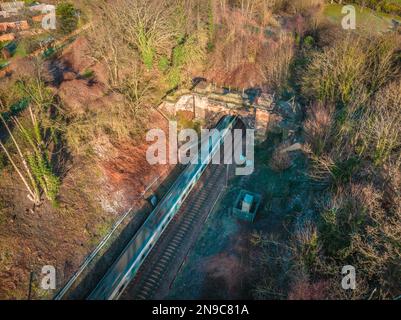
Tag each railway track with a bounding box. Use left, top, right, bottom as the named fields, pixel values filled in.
left=87, top=116, right=241, bottom=300
left=121, top=162, right=227, bottom=300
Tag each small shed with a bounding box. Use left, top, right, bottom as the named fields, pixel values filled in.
left=233, top=190, right=262, bottom=223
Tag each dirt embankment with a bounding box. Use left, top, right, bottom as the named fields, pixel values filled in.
left=58, top=37, right=173, bottom=213
left=0, top=37, right=173, bottom=299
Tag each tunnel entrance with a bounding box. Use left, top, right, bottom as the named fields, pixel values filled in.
left=159, top=87, right=273, bottom=143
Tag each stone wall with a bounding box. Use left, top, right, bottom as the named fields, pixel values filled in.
left=159, top=91, right=273, bottom=142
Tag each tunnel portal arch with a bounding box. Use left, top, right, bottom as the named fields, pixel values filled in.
left=159, top=91, right=272, bottom=142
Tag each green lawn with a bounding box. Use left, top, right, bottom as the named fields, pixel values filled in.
left=324, top=3, right=400, bottom=33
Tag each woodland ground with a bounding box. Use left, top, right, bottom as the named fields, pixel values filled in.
left=1, top=0, right=400, bottom=300
left=0, top=38, right=175, bottom=299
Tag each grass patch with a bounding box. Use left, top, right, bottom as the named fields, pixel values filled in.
left=80, top=69, right=94, bottom=79
left=13, top=42, right=28, bottom=58
left=324, top=3, right=400, bottom=32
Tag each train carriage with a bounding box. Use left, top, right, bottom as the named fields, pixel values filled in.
left=88, top=116, right=237, bottom=300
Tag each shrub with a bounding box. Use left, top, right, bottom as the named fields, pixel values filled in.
left=292, top=221, right=320, bottom=269
left=80, top=69, right=94, bottom=79
left=301, top=36, right=368, bottom=106
left=56, top=2, right=79, bottom=35
left=158, top=56, right=170, bottom=72
left=262, top=33, right=295, bottom=90
left=301, top=34, right=399, bottom=107
left=304, top=102, right=334, bottom=155
left=357, top=80, right=401, bottom=165
left=318, top=185, right=367, bottom=257
left=303, top=35, right=315, bottom=48
left=251, top=233, right=292, bottom=299
left=317, top=182, right=401, bottom=298
left=0, top=75, right=62, bottom=206
left=19, top=37, right=41, bottom=55
left=382, top=2, right=401, bottom=16
left=269, top=142, right=293, bottom=172
left=288, top=277, right=328, bottom=300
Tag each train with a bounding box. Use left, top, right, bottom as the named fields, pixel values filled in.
left=88, top=115, right=238, bottom=300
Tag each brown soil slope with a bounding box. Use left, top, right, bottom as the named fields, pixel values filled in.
left=0, top=37, right=172, bottom=299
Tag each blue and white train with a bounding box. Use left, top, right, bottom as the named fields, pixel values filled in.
left=88, top=116, right=237, bottom=300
